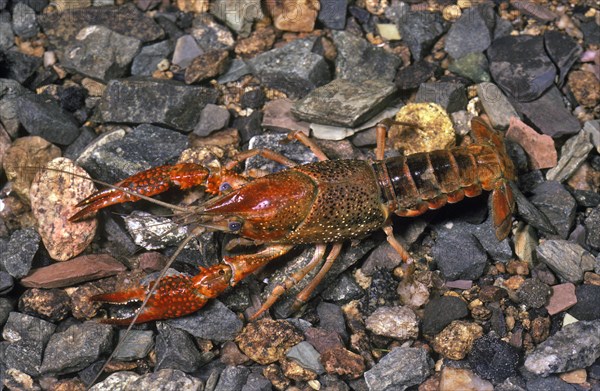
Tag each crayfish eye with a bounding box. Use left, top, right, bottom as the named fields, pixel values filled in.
left=219, top=182, right=231, bottom=192
left=228, top=221, right=242, bottom=232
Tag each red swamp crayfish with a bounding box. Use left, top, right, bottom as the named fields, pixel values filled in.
left=69, top=116, right=516, bottom=325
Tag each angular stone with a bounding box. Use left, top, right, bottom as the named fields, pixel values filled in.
left=155, top=322, right=203, bottom=372
left=292, top=78, right=396, bottom=127
left=332, top=30, right=401, bottom=82
left=131, top=40, right=173, bottom=77
left=547, top=129, right=593, bottom=183
left=525, top=320, right=600, bottom=376
left=487, top=35, right=556, bottom=102
left=210, top=0, right=262, bottom=37
left=476, top=82, right=519, bottom=130
left=310, top=105, right=400, bottom=141
left=397, top=11, right=447, bottom=61
left=126, top=369, right=203, bottom=390
left=445, top=5, right=495, bottom=59
left=21, top=254, right=126, bottom=288
left=529, top=181, right=576, bottom=239
left=286, top=341, right=324, bottom=374
left=568, top=285, right=600, bottom=321
left=432, top=222, right=488, bottom=280
left=415, top=82, right=467, bottom=113
left=191, top=13, right=235, bottom=52
left=536, top=240, right=595, bottom=283
left=248, top=38, right=330, bottom=99
left=510, top=86, right=580, bottom=138
left=193, top=103, right=230, bottom=137
left=38, top=3, right=163, bottom=48
left=364, top=347, right=433, bottom=391
left=172, top=35, right=202, bottom=68
left=246, top=133, right=317, bottom=173
left=468, top=335, right=519, bottom=383
left=546, top=283, right=577, bottom=316
left=113, top=330, right=154, bottom=361
left=3, top=50, right=42, bottom=85
left=12, top=3, right=39, bottom=39
left=0, top=17, right=14, bottom=51
left=167, top=300, right=243, bottom=342
left=544, top=31, right=582, bottom=86
left=422, top=296, right=469, bottom=336
left=366, top=306, right=419, bottom=340
left=270, top=0, right=319, bottom=32
left=506, top=117, right=557, bottom=169
left=433, top=321, right=483, bottom=361
left=0, top=228, right=40, bottom=279
left=395, top=59, right=438, bottom=90
left=184, top=49, right=229, bottom=84
left=98, top=78, right=217, bottom=132
left=317, top=0, right=347, bottom=30
left=61, top=25, right=141, bottom=81
left=214, top=366, right=250, bottom=391
left=448, top=52, right=490, bottom=83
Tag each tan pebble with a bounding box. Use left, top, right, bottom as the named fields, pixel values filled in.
left=439, top=367, right=493, bottom=391
left=433, top=320, right=483, bottom=360
left=559, top=368, right=587, bottom=384
left=443, top=5, right=462, bottom=21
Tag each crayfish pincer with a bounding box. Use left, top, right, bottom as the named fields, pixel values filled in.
left=73, top=117, right=515, bottom=325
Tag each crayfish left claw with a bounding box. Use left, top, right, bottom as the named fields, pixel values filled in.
left=90, top=274, right=210, bottom=325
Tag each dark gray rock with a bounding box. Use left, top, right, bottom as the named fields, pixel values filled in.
left=516, top=279, right=551, bottom=308
left=113, top=330, right=154, bottom=361
left=40, top=322, right=114, bottom=375
left=245, top=133, right=319, bottom=173
left=476, top=82, right=519, bottom=130
left=525, top=320, right=600, bottom=376
left=536, top=240, right=595, bottom=283
left=76, top=124, right=188, bottom=184
left=127, top=369, right=203, bottom=390
left=214, top=366, right=250, bottom=391
left=2, top=312, right=56, bottom=376
left=415, top=81, right=467, bottom=113
left=167, top=300, right=243, bottom=342
left=496, top=377, right=527, bottom=391
left=0, top=272, right=13, bottom=294
left=396, top=11, right=447, bottom=61
left=0, top=298, right=12, bottom=326
left=432, top=222, right=488, bottom=280
left=192, top=103, right=230, bottom=137
left=232, top=110, right=262, bottom=143
left=332, top=30, right=401, bottom=82
left=0, top=78, right=30, bottom=137
left=487, top=35, right=556, bottom=102
left=16, top=93, right=79, bottom=145
left=445, top=5, right=495, bottom=59
left=248, top=38, right=330, bottom=99
left=191, top=13, right=234, bottom=52
left=292, top=78, right=396, bottom=127
left=61, top=25, right=141, bottom=81
left=317, top=302, right=348, bottom=342
left=155, top=322, right=203, bottom=372
left=509, top=86, right=580, bottom=138
left=529, top=181, right=576, bottom=239
left=12, top=3, right=38, bottom=39
left=585, top=206, right=600, bottom=250
left=364, top=347, right=433, bottom=391
left=98, top=78, right=217, bottom=132
left=286, top=342, right=324, bottom=374
left=581, top=20, right=600, bottom=45
left=568, top=285, right=600, bottom=321
left=217, top=58, right=252, bottom=84
left=394, top=59, right=438, bottom=90
left=321, top=272, right=363, bottom=304
left=4, top=49, right=42, bottom=85
left=63, top=126, right=96, bottom=160
left=510, top=183, right=557, bottom=235
left=421, top=296, right=468, bottom=335
left=544, top=31, right=582, bottom=86
left=526, top=375, right=579, bottom=391
left=0, top=228, right=40, bottom=279
left=131, top=40, right=173, bottom=76
left=468, top=334, right=519, bottom=383
left=317, top=0, right=347, bottom=30
left=240, top=89, right=264, bottom=110
left=241, top=372, right=271, bottom=391
left=38, top=3, right=164, bottom=48
left=0, top=17, right=14, bottom=51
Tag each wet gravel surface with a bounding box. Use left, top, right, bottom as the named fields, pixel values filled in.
left=1, top=0, right=600, bottom=390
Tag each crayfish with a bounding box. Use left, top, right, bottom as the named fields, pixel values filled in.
left=70, top=116, right=515, bottom=326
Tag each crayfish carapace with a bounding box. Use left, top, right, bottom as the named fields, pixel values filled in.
left=72, top=117, right=515, bottom=325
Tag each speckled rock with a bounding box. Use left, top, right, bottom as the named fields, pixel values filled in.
left=468, top=334, right=519, bottom=383
left=320, top=346, right=365, bottom=379
left=18, top=288, right=70, bottom=322
left=127, top=369, right=203, bottom=390
left=433, top=320, right=483, bottom=360
left=364, top=347, right=433, bottom=391
left=235, top=319, right=303, bottom=365
left=516, top=279, right=552, bottom=309
left=536, top=240, right=595, bottom=283
left=365, top=306, right=419, bottom=340
left=0, top=228, right=40, bottom=279
left=30, top=158, right=97, bottom=261
left=439, top=367, right=493, bottom=391
left=154, top=322, right=203, bottom=372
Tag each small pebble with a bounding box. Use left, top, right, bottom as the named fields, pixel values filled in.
left=546, top=283, right=577, bottom=315
left=433, top=320, right=483, bottom=360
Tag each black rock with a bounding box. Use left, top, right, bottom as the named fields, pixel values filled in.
left=76, top=124, right=188, bottom=184
left=529, top=181, right=576, bottom=239
left=2, top=312, right=56, bottom=376
left=332, top=30, right=402, bottom=82
left=544, top=31, right=582, bottom=86
left=421, top=296, right=469, bottom=335
left=445, top=5, right=495, bottom=59
left=317, top=0, right=347, bottom=30
left=581, top=20, right=600, bottom=45
left=396, top=11, right=447, bottom=61
left=217, top=58, right=252, bottom=84
left=12, top=3, right=39, bottom=39
left=248, top=38, right=330, bottom=99
left=167, top=300, right=243, bottom=342
left=321, top=272, right=363, bottom=303
left=98, top=78, right=217, bottom=132
left=516, top=279, right=551, bottom=309
left=364, top=347, right=433, bottom=390
left=240, top=88, right=265, bottom=110
left=0, top=272, right=13, bottom=294
left=510, top=183, right=556, bottom=234
left=4, top=49, right=42, bottom=85
left=214, top=366, right=250, bottom=391
left=487, top=35, right=556, bottom=102
left=58, top=85, right=86, bottom=112
left=415, top=81, right=467, bottom=113
left=571, top=189, right=600, bottom=208
left=361, top=241, right=404, bottom=276
left=432, top=222, right=488, bottom=280
left=0, top=228, right=40, bottom=279
left=40, top=322, right=114, bottom=375
left=509, top=86, right=580, bottom=138
left=232, top=110, right=262, bottom=144
left=155, top=322, right=203, bottom=372
left=38, top=3, right=164, bottom=48
left=131, top=40, right=173, bottom=76
left=365, top=269, right=398, bottom=315
left=193, top=103, right=230, bottom=137
left=395, top=60, right=438, bottom=90
left=468, top=334, right=519, bottom=383
left=585, top=206, right=600, bottom=249
left=0, top=298, right=12, bottom=326
left=112, top=330, right=154, bottom=361
left=568, top=285, right=600, bottom=321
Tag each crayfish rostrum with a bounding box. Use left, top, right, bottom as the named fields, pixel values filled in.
left=72, top=117, right=515, bottom=325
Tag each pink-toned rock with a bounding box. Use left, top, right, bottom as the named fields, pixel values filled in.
left=439, top=367, right=493, bottom=391
left=263, top=99, right=310, bottom=134
left=20, top=254, right=126, bottom=288
left=445, top=280, right=473, bottom=290
left=136, top=251, right=168, bottom=272
left=546, top=282, right=577, bottom=315
left=506, top=117, right=557, bottom=169
left=29, top=158, right=97, bottom=261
